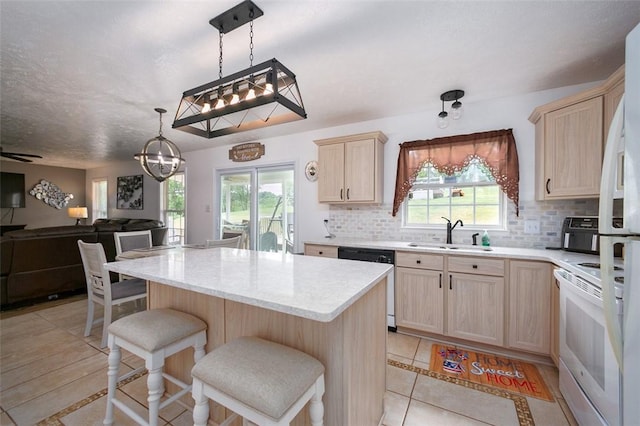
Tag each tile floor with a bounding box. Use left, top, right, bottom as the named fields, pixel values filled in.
left=0, top=297, right=578, bottom=425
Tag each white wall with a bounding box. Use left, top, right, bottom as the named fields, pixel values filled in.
left=180, top=82, right=598, bottom=250
left=84, top=81, right=599, bottom=251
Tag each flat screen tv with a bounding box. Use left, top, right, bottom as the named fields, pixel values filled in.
left=0, top=172, right=26, bottom=208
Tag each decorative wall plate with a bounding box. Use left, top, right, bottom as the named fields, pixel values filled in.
left=305, top=161, right=318, bottom=182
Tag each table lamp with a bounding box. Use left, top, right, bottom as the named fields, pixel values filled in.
left=68, top=206, right=88, bottom=225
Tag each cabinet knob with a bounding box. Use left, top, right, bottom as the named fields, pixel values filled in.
left=319, top=251, right=323, bottom=255
left=416, top=259, right=421, bottom=264
left=472, top=264, right=478, bottom=269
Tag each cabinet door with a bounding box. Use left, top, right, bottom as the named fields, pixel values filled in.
left=317, top=143, right=345, bottom=203
left=344, top=139, right=376, bottom=202
left=396, top=267, right=443, bottom=334
left=447, top=272, right=504, bottom=346
left=543, top=97, right=603, bottom=198
left=507, top=261, right=551, bottom=354
left=604, top=78, right=625, bottom=133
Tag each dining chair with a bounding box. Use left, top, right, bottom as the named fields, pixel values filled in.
left=205, top=235, right=242, bottom=248
left=114, top=230, right=153, bottom=255
left=78, top=240, right=147, bottom=348
left=114, top=230, right=153, bottom=281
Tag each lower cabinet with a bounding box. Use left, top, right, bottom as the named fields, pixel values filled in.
left=447, top=272, right=505, bottom=346
left=395, top=252, right=553, bottom=355
left=303, top=244, right=338, bottom=258
left=396, top=267, right=444, bottom=334
left=507, top=261, right=552, bottom=354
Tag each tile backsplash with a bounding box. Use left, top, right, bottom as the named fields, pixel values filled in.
left=326, top=199, right=603, bottom=250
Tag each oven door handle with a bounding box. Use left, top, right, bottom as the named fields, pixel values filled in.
left=600, top=236, right=626, bottom=370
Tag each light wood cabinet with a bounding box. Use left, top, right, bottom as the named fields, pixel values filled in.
left=396, top=252, right=505, bottom=346
left=314, top=131, right=387, bottom=204
left=303, top=244, right=338, bottom=258
left=604, top=66, right=625, bottom=132
left=529, top=65, right=624, bottom=200
left=507, top=261, right=552, bottom=354
left=447, top=257, right=505, bottom=346
left=395, top=252, right=444, bottom=334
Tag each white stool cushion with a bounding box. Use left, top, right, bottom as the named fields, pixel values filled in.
left=191, top=336, right=325, bottom=420
left=108, top=308, right=206, bottom=352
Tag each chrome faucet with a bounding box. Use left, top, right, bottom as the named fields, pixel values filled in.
left=442, top=217, right=464, bottom=244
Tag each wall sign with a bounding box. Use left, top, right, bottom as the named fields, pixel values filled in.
left=229, top=143, right=265, bottom=162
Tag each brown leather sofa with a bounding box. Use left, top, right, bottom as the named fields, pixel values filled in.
left=0, top=218, right=167, bottom=309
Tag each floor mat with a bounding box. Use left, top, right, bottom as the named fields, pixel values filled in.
left=429, top=343, right=554, bottom=402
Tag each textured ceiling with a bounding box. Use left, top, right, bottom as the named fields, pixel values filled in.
left=1, top=1, right=639, bottom=170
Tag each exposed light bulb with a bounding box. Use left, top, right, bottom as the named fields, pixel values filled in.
left=264, top=72, right=274, bottom=95
left=438, top=111, right=448, bottom=129
left=246, top=89, right=256, bottom=100
left=229, top=93, right=240, bottom=105
left=451, top=100, right=463, bottom=120
left=202, top=102, right=211, bottom=113
left=214, top=98, right=225, bottom=109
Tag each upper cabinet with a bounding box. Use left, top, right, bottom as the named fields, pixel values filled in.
left=529, top=65, right=624, bottom=200
left=314, top=131, right=387, bottom=204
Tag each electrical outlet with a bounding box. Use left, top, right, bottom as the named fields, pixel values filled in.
left=524, top=220, right=540, bottom=234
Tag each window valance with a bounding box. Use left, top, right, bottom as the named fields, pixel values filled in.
left=392, top=129, right=520, bottom=216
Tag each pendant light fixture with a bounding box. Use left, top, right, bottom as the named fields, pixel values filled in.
left=135, top=108, right=185, bottom=183
left=437, top=89, right=465, bottom=129
left=172, top=0, right=306, bottom=139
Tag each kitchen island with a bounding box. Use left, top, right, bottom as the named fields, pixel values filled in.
left=105, top=247, right=392, bottom=425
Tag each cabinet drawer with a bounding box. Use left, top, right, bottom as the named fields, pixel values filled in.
left=396, top=251, right=444, bottom=270
left=448, top=256, right=505, bottom=276
left=304, top=244, right=338, bottom=258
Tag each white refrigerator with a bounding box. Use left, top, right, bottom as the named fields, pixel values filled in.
left=599, top=22, right=640, bottom=426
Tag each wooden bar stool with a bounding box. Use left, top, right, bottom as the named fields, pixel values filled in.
left=191, top=336, right=325, bottom=426
left=104, top=308, right=207, bottom=426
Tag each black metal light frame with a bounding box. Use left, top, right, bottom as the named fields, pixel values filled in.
left=172, top=0, right=306, bottom=139
left=172, top=58, right=306, bottom=139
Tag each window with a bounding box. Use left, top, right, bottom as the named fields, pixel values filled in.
left=218, top=164, right=294, bottom=252
left=404, top=158, right=505, bottom=228
left=162, top=172, right=185, bottom=245
left=92, top=178, right=107, bottom=221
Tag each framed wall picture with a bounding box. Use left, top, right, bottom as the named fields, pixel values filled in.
left=116, top=175, right=143, bottom=210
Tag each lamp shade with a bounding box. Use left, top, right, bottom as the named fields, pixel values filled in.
left=68, top=207, right=88, bottom=219
left=68, top=207, right=88, bottom=225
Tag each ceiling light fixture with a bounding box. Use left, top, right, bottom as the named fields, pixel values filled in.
left=172, top=0, right=306, bottom=139
left=437, top=89, right=465, bottom=129
left=135, top=108, right=185, bottom=183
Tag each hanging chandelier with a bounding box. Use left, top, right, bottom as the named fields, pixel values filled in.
left=172, top=0, right=306, bottom=139
left=437, top=89, right=465, bottom=129
left=135, top=108, right=185, bottom=182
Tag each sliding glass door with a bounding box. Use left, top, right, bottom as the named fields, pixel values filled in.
left=218, top=164, right=294, bottom=252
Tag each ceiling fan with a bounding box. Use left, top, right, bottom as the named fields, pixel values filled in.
left=0, top=147, right=42, bottom=162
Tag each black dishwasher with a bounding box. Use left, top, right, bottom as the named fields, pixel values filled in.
left=337, top=246, right=396, bottom=331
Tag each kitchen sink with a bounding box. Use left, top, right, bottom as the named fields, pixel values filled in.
left=407, top=242, right=493, bottom=252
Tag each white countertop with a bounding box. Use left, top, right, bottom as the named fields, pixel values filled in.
left=105, top=247, right=392, bottom=322
left=305, top=238, right=609, bottom=284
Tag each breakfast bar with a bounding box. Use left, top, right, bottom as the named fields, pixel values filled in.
left=105, top=247, right=392, bottom=425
